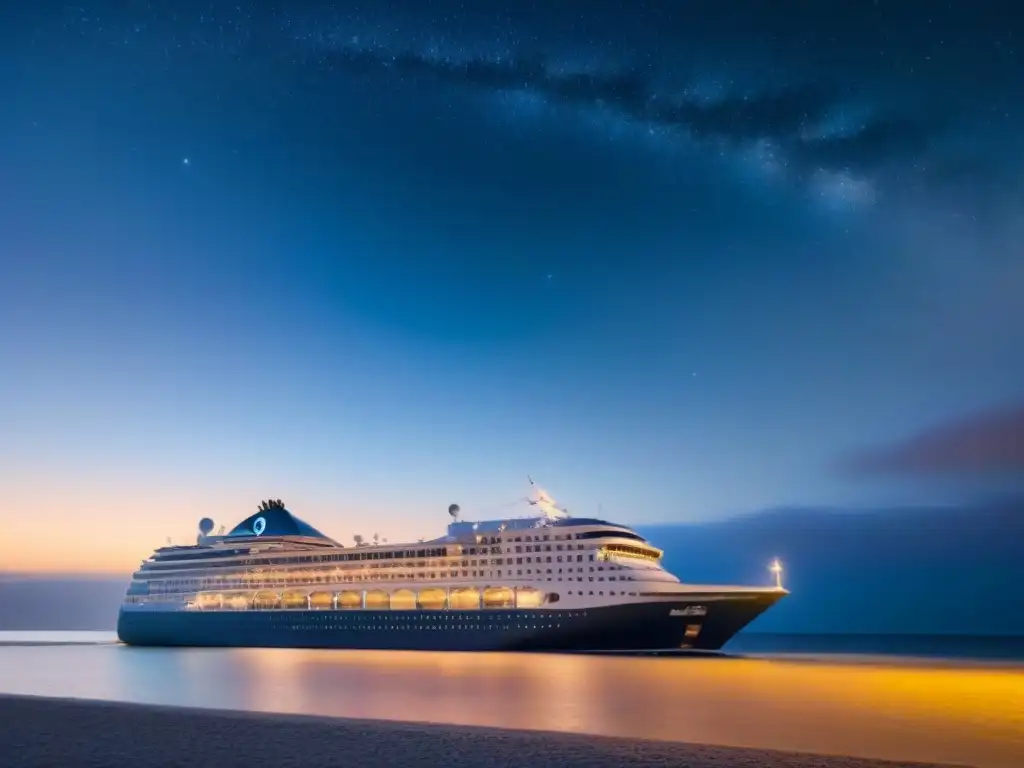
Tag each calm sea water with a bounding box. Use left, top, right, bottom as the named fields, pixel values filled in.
left=4, top=630, right=1023, bottom=659
left=1, top=632, right=1021, bottom=768
left=731, top=632, right=1024, bottom=661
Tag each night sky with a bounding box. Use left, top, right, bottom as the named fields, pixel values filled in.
left=2, top=1, right=1023, bottom=571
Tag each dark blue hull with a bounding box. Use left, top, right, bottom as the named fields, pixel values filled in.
left=117, top=593, right=783, bottom=652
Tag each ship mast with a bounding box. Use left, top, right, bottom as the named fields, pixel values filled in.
left=527, top=476, right=569, bottom=520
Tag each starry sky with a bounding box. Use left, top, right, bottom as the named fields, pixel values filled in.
left=2, top=1, right=1023, bottom=572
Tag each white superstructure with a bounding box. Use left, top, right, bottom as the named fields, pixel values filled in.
left=125, top=484, right=759, bottom=615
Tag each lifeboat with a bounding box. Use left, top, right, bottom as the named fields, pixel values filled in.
left=252, top=591, right=280, bottom=609
left=515, top=587, right=544, bottom=608
left=449, top=587, right=481, bottom=610
left=417, top=588, right=447, bottom=610
left=482, top=586, right=514, bottom=608
left=390, top=589, right=416, bottom=610
left=308, top=591, right=334, bottom=609
left=281, top=591, right=309, bottom=609
left=337, top=591, right=362, bottom=609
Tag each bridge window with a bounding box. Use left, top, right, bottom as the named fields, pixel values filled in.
left=573, top=530, right=647, bottom=543
left=601, top=543, right=662, bottom=561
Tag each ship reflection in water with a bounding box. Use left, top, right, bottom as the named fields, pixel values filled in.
left=0, top=640, right=1022, bottom=768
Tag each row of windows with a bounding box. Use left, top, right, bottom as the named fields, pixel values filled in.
left=139, top=562, right=636, bottom=595
left=144, top=560, right=624, bottom=585
left=179, top=610, right=593, bottom=626
left=139, top=553, right=606, bottom=584
left=128, top=581, right=642, bottom=605
left=258, top=611, right=589, bottom=620
left=150, top=546, right=452, bottom=569
left=502, top=528, right=642, bottom=544
left=146, top=528, right=648, bottom=571
left=603, top=544, right=661, bottom=561
left=145, top=544, right=595, bottom=573
left=144, top=579, right=640, bottom=601
left=175, top=611, right=590, bottom=621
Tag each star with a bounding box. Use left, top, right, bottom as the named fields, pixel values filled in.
left=182, top=157, right=190, bottom=166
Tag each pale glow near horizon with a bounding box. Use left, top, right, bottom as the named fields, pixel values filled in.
left=1, top=483, right=461, bottom=573
left=0, top=475, right=581, bottom=572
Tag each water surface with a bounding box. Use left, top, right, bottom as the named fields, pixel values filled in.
left=0, top=632, right=1021, bottom=767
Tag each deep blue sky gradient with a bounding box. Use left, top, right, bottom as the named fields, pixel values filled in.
left=1, top=2, right=1023, bottom=570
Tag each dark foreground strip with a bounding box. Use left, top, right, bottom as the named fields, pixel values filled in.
left=0, top=694, right=955, bottom=768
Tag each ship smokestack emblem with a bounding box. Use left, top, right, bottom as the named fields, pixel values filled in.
left=251, top=499, right=284, bottom=536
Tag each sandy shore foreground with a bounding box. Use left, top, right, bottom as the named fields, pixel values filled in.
left=0, top=695, right=957, bottom=768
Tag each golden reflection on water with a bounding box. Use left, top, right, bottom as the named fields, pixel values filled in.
left=1, top=644, right=1022, bottom=768
left=220, top=650, right=1024, bottom=768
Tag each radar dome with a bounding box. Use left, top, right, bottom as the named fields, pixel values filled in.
left=448, top=503, right=460, bottom=519
left=198, top=517, right=215, bottom=535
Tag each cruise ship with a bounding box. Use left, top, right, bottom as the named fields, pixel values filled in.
left=117, top=485, right=788, bottom=652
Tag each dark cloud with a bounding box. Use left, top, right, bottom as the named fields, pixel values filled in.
left=321, top=46, right=937, bottom=180
left=653, top=83, right=835, bottom=143
left=794, top=117, right=938, bottom=174
left=845, top=402, right=1024, bottom=476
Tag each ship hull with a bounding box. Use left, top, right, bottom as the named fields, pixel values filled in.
left=117, top=592, right=783, bottom=652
